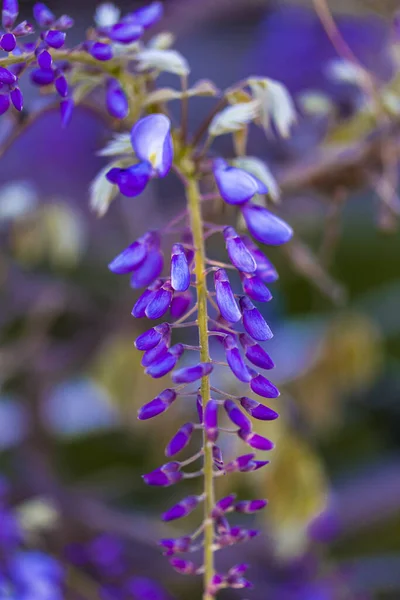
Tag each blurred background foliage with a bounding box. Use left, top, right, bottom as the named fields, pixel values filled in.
left=1, top=0, right=400, bottom=598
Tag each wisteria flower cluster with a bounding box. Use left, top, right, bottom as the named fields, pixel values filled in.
left=0, top=1, right=297, bottom=598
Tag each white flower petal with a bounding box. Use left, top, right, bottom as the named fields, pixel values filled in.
left=147, top=32, right=175, bottom=50
left=90, top=163, right=121, bottom=217
left=326, top=58, right=367, bottom=85
left=94, top=3, right=121, bottom=28
left=209, top=100, right=260, bottom=137
left=135, top=49, right=189, bottom=76
left=98, top=133, right=133, bottom=157
left=248, top=77, right=296, bottom=138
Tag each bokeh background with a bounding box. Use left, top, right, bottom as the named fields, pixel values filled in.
left=1, top=0, right=400, bottom=598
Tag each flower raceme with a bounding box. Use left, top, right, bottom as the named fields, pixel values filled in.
left=0, top=2, right=296, bottom=596
left=106, top=108, right=293, bottom=596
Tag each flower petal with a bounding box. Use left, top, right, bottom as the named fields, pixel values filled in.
left=131, top=114, right=173, bottom=178
left=242, top=204, right=293, bottom=246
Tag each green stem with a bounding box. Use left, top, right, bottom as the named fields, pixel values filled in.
left=186, top=177, right=215, bottom=599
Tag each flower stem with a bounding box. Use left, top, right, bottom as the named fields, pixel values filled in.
left=186, top=176, right=215, bottom=599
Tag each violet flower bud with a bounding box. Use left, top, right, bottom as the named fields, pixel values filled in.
left=130, top=249, right=163, bottom=288
left=224, top=453, right=255, bottom=473
left=224, top=335, right=251, bottom=383
left=170, top=290, right=192, bottom=319
left=90, top=41, right=113, bottom=61
left=107, top=21, right=143, bottom=44
left=239, top=296, right=273, bottom=341
left=143, top=462, right=182, bottom=487
left=223, top=227, right=256, bottom=273
left=55, top=75, right=68, bottom=98
left=0, top=94, right=10, bottom=115
left=162, top=494, right=201, bottom=521
left=241, top=273, right=272, bottom=302
left=131, top=114, right=173, bottom=178
left=10, top=87, right=22, bottom=111
left=212, top=445, right=223, bottom=469
left=213, top=158, right=267, bottom=205
left=239, top=333, right=274, bottom=370
left=132, top=280, right=162, bottom=318
left=240, top=397, right=278, bottom=421
left=171, top=243, right=190, bottom=292
left=172, top=362, right=213, bottom=384
left=159, top=536, right=192, bottom=556
left=204, top=399, right=218, bottom=442
left=235, top=499, right=267, bottom=513
left=43, top=30, right=66, bottom=49
left=12, top=20, right=33, bottom=36
left=169, top=558, right=197, bottom=575
left=224, top=400, right=252, bottom=433
left=135, top=323, right=170, bottom=351
left=207, top=574, right=225, bottom=596
left=165, top=423, right=194, bottom=457
left=0, top=66, right=16, bottom=85
left=60, top=98, right=73, bottom=127
left=211, top=494, right=236, bottom=518
left=54, top=14, right=74, bottom=30
left=109, top=232, right=158, bottom=274
left=0, top=32, right=16, bottom=51
left=138, top=388, right=176, bottom=420
left=238, top=429, right=274, bottom=451
left=145, top=281, right=173, bottom=319
left=129, top=2, right=163, bottom=29
left=30, top=68, right=55, bottom=85
left=249, top=369, right=280, bottom=399
left=33, top=3, right=55, bottom=28
left=106, top=78, right=129, bottom=120
left=241, top=204, right=293, bottom=246
left=145, top=344, right=184, bottom=379
left=37, top=49, right=52, bottom=69
left=214, top=269, right=241, bottom=323
left=2, top=0, right=19, bottom=29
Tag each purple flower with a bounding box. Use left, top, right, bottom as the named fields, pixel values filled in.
left=172, top=362, right=213, bottom=384
left=214, top=269, right=241, bottom=323
left=131, top=114, right=173, bottom=178
left=241, top=273, right=272, bottom=302
left=143, top=462, right=182, bottom=487
left=132, top=280, right=163, bottom=317
left=145, top=281, right=173, bottom=319
left=106, top=78, right=129, bottom=119
left=135, top=323, right=170, bottom=351
left=165, top=423, right=194, bottom=456
left=242, top=235, right=279, bottom=282
left=37, top=49, right=52, bottom=69
left=235, top=499, right=267, bottom=513
left=1, top=31, right=16, bottom=51
left=130, top=249, right=164, bottom=289
left=9, top=87, right=23, bottom=111
left=2, top=0, right=18, bottom=29
left=239, top=296, right=273, bottom=341
left=204, top=399, right=218, bottom=442
left=33, top=3, right=55, bottom=27
left=0, top=66, right=16, bottom=84
left=90, top=41, right=113, bottom=61
left=224, top=335, right=251, bottom=382
left=169, top=558, right=197, bottom=575
left=30, top=67, right=55, bottom=85
left=224, top=226, right=256, bottom=273
left=107, top=21, right=143, bottom=44
left=224, top=400, right=252, bottom=433
left=146, top=344, right=184, bottom=378
left=159, top=536, right=192, bottom=556
left=141, top=339, right=169, bottom=367
left=240, top=397, right=278, bottom=420
left=242, top=204, right=293, bottom=245
left=239, top=333, right=274, bottom=369
left=171, top=244, right=190, bottom=292
left=55, top=75, right=68, bottom=98
left=211, top=494, right=236, bottom=518
left=214, top=158, right=267, bottom=205
left=249, top=369, right=280, bottom=399
left=110, top=232, right=159, bottom=274
left=162, top=495, right=200, bottom=521
left=42, top=29, right=66, bottom=49
left=129, top=2, right=163, bottom=29
left=138, top=389, right=176, bottom=420
left=60, top=97, right=73, bottom=127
